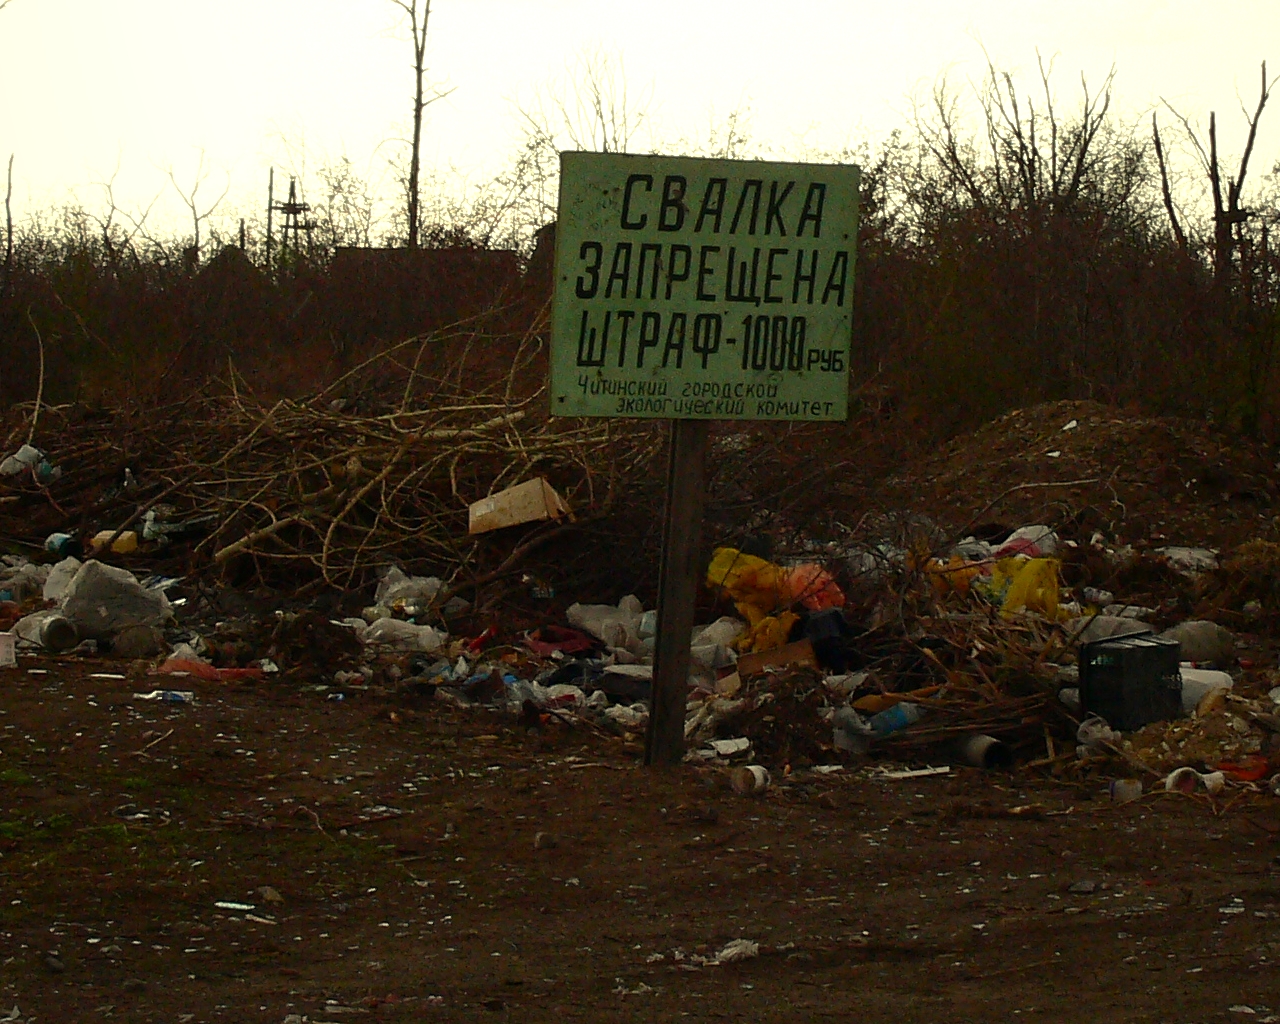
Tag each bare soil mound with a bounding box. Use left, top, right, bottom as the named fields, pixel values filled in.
left=869, top=399, right=1280, bottom=549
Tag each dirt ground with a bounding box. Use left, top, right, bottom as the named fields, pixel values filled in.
left=3, top=657, right=1279, bottom=1024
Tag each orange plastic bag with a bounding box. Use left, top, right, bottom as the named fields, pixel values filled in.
left=786, top=564, right=845, bottom=611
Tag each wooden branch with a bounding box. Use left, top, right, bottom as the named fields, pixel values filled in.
left=1232, top=61, right=1272, bottom=205
left=1152, top=114, right=1187, bottom=252
left=214, top=516, right=302, bottom=563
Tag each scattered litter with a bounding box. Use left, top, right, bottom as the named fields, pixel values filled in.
left=1179, top=667, right=1234, bottom=712
left=729, top=765, right=771, bottom=796
left=613, top=979, right=655, bottom=996
left=132, top=690, right=195, bottom=704
left=1109, top=779, right=1143, bottom=804
left=874, top=766, right=951, bottom=780
left=713, top=939, right=759, bottom=964
left=1164, top=767, right=1226, bottom=795
left=214, top=901, right=255, bottom=912
left=1154, top=547, right=1219, bottom=577
left=0, top=443, right=59, bottom=481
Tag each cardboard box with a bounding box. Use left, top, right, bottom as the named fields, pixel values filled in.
left=735, top=638, right=817, bottom=678
left=468, top=478, right=572, bottom=535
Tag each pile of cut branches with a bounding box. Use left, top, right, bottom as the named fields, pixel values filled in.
left=0, top=332, right=664, bottom=601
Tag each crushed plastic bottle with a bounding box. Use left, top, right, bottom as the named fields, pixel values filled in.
left=868, top=701, right=922, bottom=736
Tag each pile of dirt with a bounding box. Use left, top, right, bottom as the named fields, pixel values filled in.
left=867, top=399, right=1280, bottom=550
left=1197, top=539, right=1280, bottom=630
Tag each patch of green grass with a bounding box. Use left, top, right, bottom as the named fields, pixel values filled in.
left=0, top=769, right=34, bottom=786
left=0, top=821, right=28, bottom=840
left=122, top=776, right=153, bottom=792
left=88, top=823, right=132, bottom=844
left=168, top=787, right=195, bottom=808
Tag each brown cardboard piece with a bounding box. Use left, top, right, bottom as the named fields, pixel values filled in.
left=735, top=638, right=817, bottom=678
left=468, top=478, right=572, bottom=535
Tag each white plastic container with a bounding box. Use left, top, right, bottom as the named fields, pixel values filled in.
left=1180, top=667, right=1234, bottom=712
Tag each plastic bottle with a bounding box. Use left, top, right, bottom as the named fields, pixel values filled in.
left=869, top=701, right=922, bottom=736
left=38, top=615, right=79, bottom=653
left=13, top=611, right=78, bottom=653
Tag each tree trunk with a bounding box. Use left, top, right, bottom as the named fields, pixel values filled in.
left=405, top=1, right=431, bottom=250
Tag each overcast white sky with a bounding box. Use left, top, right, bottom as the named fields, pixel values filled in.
left=1, top=0, right=1277, bottom=237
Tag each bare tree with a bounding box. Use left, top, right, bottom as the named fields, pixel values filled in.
left=89, top=159, right=162, bottom=267
left=912, top=52, right=1133, bottom=223
left=388, top=0, right=452, bottom=250
left=4, top=155, right=13, bottom=293
left=505, top=48, right=655, bottom=233
left=1150, top=113, right=1187, bottom=253
left=166, top=149, right=230, bottom=267
left=518, top=46, right=651, bottom=157
left=2, top=0, right=14, bottom=289
left=1161, top=62, right=1277, bottom=286
left=315, top=155, right=377, bottom=249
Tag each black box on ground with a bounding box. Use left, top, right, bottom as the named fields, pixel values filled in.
left=1079, top=632, right=1182, bottom=731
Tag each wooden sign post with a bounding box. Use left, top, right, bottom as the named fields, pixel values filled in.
left=549, top=152, right=860, bottom=766
left=644, top=419, right=709, bottom=765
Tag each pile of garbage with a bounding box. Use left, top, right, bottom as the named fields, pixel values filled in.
left=5, top=466, right=1280, bottom=802
left=2, top=555, right=173, bottom=656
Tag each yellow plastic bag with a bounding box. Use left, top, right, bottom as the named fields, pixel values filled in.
left=742, top=611, right=800, bottom=654
left=707, top=547, right=844, bottom=652
left=925, top=554, right=982, bottom=597
left=706, top=547, right=792, bottom=626
left=992, top=557, right=1061, bottom=620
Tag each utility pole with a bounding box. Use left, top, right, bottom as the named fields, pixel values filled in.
left=266, top=167, right=274, bottom=274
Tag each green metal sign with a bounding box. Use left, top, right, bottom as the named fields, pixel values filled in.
left=550, top=152, right=859, bottom=421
